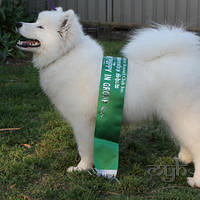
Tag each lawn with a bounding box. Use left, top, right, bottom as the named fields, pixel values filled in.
left=0, top=40, right=200, bottom=200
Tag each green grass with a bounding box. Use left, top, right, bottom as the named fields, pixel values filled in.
left=0, top=40, right=200, bottom=199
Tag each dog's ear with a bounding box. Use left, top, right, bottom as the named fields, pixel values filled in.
left=56, top=7, right=63, bottom=12
left=63, top=9, right=75, bottom=22
left=64, top=9, right=75, bottom=17
left=58, top=10, right=74, bottom=37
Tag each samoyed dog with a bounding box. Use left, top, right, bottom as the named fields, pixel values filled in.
left=16, top=7, right=200, bottom=187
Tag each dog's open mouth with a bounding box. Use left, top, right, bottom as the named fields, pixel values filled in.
left=17, top=39, right=41, bottom=48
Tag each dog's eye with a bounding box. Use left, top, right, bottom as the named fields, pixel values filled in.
left=37, top=26, right=44, bottom=29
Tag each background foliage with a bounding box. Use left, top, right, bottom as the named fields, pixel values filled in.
left=0, top=0, right=31, bottom=63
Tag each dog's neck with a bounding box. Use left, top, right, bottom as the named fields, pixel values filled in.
left=33, top=43, right=76, bottom=70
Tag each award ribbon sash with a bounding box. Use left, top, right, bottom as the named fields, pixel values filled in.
left=94, top=56, right=128, bottom=178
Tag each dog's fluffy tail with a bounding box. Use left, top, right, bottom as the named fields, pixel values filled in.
left=122, top=25, right=200, bottom=62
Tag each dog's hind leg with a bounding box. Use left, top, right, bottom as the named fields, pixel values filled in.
left=167, top=109, right=200, bottom=188
left=178, top=146, right=193, bottom=164
left=187, top=154, right=200, bottom=188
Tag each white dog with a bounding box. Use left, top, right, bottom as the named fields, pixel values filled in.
left=16, top=7, right=200, bottom=188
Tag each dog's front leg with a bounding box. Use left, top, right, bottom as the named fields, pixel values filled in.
left=67, top=120, right=94, bottom=172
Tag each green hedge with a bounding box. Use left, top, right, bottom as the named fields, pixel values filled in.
left=0, top=0, right=31, bottom=63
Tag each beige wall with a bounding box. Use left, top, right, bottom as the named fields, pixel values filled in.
left=28, top=0, right=200, bottom=28
left=113, top=0, right=200, bottom=28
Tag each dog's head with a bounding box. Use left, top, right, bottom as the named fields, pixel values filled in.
left=16, top=7, right=84, bottom=68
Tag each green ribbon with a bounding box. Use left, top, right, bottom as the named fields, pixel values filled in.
left=94, top=56, right=128, bottom=178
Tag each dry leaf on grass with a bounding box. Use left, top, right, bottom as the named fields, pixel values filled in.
left=23, top=195, right=33, bottom=200
left=0, top=128, right=21, bottom=132
left=10, top=184, right=16, bottom=189
left=21, top=144, right=31, bottom=149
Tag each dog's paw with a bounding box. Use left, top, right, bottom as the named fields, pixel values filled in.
left=67, top=160, right=93, bottom=172
left=187, top=177, right=200, bottom=188
left=67, top=166, right=84, bottom=172
left=178, top=150, right=193, bottom=164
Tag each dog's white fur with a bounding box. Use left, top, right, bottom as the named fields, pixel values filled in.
left=17, top=7, right=200, bottom=188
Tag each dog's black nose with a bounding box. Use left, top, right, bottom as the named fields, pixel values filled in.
left=16, top=22, right=23, bottom=29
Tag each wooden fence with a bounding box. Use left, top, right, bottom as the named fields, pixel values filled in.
left=28, top=0, right=200, bottom=28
